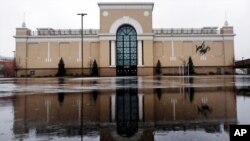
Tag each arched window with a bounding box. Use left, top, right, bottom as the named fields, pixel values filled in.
left=116, top=25, right=137, bottom=76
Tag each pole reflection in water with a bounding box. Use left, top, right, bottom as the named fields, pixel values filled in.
left=81, top=79, right=83, bottom=141
left=116, top=77, right=139, bottom=137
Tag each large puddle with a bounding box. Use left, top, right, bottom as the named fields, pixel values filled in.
left=0, top=75, right=250, bottom=141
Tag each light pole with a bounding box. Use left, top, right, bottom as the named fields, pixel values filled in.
left=77, top=13, right=87, bottom=77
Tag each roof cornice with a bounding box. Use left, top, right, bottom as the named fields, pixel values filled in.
left=98, top=2, right=154, bottom=10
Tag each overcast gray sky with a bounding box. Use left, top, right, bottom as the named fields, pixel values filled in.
left=0, top=0, right=249, bottom=60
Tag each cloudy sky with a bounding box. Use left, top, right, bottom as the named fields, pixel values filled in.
left=0, top=0, right=249, bottom=60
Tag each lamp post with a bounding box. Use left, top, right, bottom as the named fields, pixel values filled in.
left=77, top=13, right=87, bottom=77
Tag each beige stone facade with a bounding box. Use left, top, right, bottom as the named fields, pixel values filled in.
left=14, top=2, right=235, bottom=77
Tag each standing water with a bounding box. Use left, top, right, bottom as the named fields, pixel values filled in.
left=0, top=75, right=249, bottom=141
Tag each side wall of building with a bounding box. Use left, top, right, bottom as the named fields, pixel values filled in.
left=153, top=39, right=234, bottom=75
left=16, top=39, right=100, bottom=77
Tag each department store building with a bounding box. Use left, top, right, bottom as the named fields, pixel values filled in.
left=14, top=2, right=235, bottom=77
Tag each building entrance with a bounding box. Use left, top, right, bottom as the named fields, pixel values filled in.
left=116, top=25, right=137, bottom=76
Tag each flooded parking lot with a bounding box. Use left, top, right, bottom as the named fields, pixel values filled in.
left=0, top=75, right=250, bottom=141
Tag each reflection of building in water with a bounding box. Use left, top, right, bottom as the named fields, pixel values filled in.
left=235, top=76, right=250, bottom=96
left=13, top=86, right=236, bottom=140
left=116, top=79, right=138, bottom=137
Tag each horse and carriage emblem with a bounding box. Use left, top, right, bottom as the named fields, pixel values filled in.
left=196, top=41, right=211, bottom=55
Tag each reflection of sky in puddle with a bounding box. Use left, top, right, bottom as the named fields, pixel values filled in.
left=0, top=101, right=13, bottom=141
left=0, top=75, right=250, bottom=141
left=154, top=129, right=229, bottom=141
left=237, top=96, right=250, bottom=124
